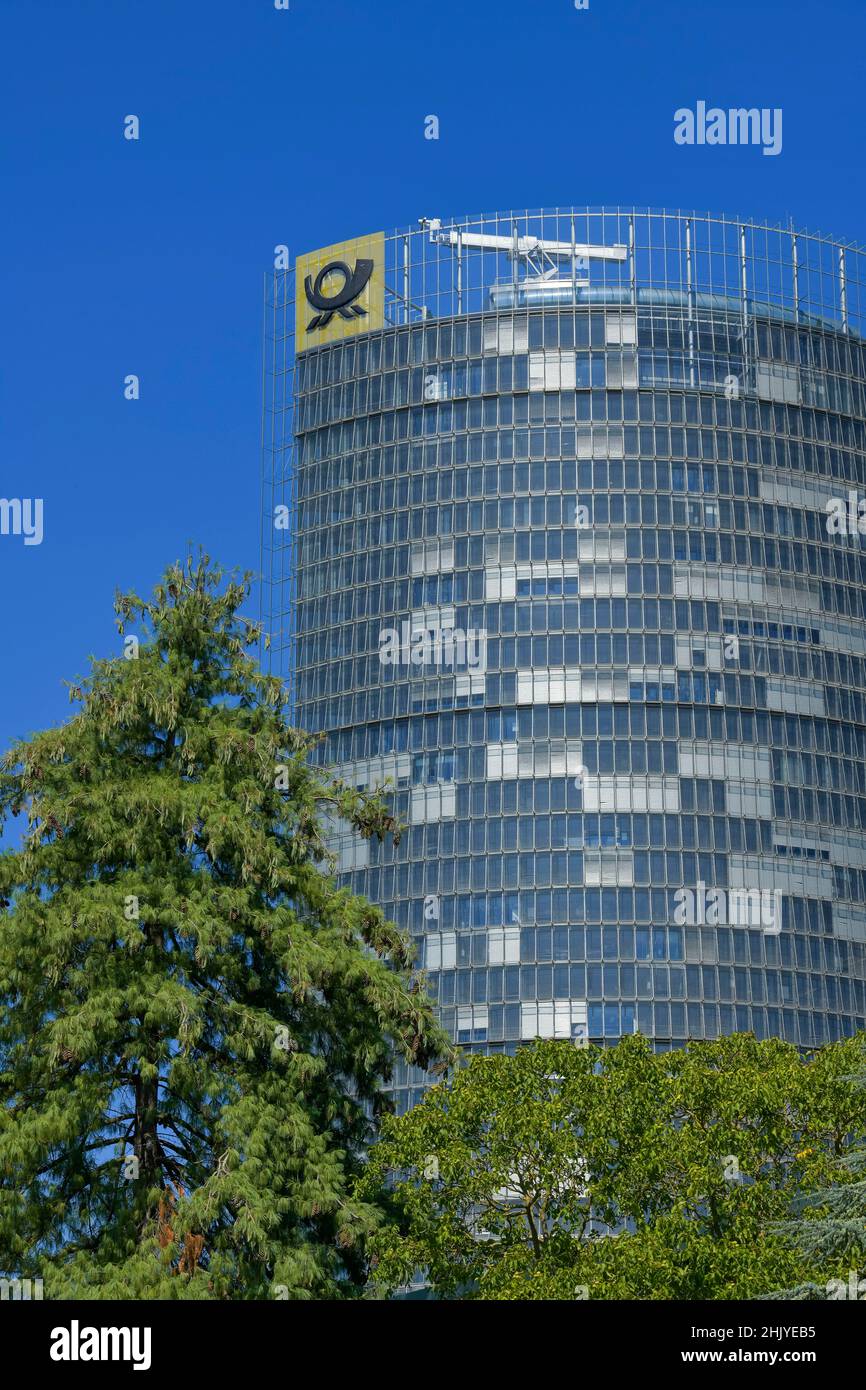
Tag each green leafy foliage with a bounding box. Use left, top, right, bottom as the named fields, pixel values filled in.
left=0, top=556, right=449, bottom=1299
left=359, top=1034, right=866, bottom=1299
left=768, top=1060, right=866, bottom=1298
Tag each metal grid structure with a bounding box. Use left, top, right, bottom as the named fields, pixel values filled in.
left=261, top=208, right=866, bottom=695
left=260, top=267, right=295, bottom=693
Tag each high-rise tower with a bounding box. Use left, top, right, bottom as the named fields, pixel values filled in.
left=262, top=209, right=866, bottom=1113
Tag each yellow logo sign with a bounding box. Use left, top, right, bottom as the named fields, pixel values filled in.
left=295, top=232, right=384, bottom=350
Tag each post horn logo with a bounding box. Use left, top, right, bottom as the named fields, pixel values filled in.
left=304, top=258, right=374, bottom=331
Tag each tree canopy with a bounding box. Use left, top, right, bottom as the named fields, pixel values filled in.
left=359, top=1033, right=866, bottom=1299
left=0, top=556, right=448, bottom=1299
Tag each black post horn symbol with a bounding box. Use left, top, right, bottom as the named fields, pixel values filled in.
left=304, top=258, right=374, bottom=330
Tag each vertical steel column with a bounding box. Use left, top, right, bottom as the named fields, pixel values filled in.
left=514, top=222, right=520, bottom=296
left=740, top=224, right=748, bottom=334
left=686, top=218, right=695, bottom=389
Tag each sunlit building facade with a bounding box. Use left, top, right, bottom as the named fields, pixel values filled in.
left=262, top=208, right=866, bottom=1112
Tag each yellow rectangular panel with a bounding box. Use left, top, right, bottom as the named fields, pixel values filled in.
left=295, top=232, right=385, bottom=351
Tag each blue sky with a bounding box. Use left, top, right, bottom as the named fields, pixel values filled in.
left=1, top=0, right=864, bottom=757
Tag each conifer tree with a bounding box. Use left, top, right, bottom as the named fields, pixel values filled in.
left=0, top=556, right=447, bottom=1299
left=765, top=1051, right=866, bottom=1299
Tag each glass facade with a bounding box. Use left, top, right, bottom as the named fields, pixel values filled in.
left=262, top=209, right=866, bottom=1113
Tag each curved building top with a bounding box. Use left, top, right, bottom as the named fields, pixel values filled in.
left=287, top=208, right=866, bottom=356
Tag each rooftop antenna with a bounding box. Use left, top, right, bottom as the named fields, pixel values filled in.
left=420, top=216, right=627, bottom=285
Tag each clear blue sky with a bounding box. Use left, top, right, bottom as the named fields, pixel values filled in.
left=1, top=0, right=864, bottom=756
